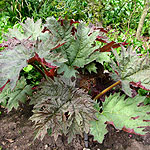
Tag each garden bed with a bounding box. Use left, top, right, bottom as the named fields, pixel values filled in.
left=1, top=106, right=150, bottom=150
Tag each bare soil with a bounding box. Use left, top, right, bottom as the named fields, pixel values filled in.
left=0, top=104, right=150, bottom=150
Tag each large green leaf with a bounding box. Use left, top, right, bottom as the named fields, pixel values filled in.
left=111, top=46, right=150, bottom=96
left=44, top=17, right=111, bottom=77
left=90, top=93, right=150, bottom=143
left=30, top=77, right=96, bottom=143
left=56, top=23, right=110, bottom=77
left=0, top=77, right=32, bottom=112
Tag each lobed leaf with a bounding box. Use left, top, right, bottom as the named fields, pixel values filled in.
left=0, top=18, right=67, bottom=89
left=56, top=22, right=110, bottom=77
left=90, top=93, right=150, bottom=143
left=0, top=43, right=34, bottom=89
left=111, top=46, right=150, bottom=96
left=7, top=18, right=43, bottom=40
left=30, top=77, right=96, bottom=143
left=0, top=77, right=32, bottom=112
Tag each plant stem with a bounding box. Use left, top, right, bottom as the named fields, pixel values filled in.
left=38, top=61, right=54, bottom=78
left=94, top=80, right=121, bottom=100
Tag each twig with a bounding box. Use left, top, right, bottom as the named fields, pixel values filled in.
left=127, top=1, right=136, bottom=34
left=94, top=80, right=121, bottom=100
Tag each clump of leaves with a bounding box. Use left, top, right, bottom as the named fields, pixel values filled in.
left=0, top=17, right=116, bottom=143
left=90, top=45, right=150, bottom=143
left=1, top=17, right=150, bottom=145
left=43, top=17, right=116, bottom=77
left=0, top=17, right=66, bottom=90
left=0, top=16, right=125, bottom=89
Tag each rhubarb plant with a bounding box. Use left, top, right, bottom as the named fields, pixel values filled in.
left=0, top=17, right=114, bottom=142
left=0, top=17, right=150, bottom=144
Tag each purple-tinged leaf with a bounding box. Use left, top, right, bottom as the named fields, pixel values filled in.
left=0, top=38, right=20, bottom=49
left=0, top=80, right=10, bottom=92
left=106, top=121, right=141, bottom=135
left=130, top=81, right=150, bottom=91
left=111, top=46, right=150, bottom=96
left=30, top=77, right=96, bottom=143
left=0, top=17, right=68, bottom=89
left=97, top=41, right=128, bottom=52
left=112, top=41, right=128, bottom=49
left=0, top=44, right=33, bottom=89
left=100, top=41, right=115, bottom=52
left=94, top=27, right=108, bottom=33
left=96, top=35, right=107, bottom=43
left=28, top=53, right=58, bottom=79
left=28, top=53, right=57, bottom=69
left=90, top=93, right=150, bottom=143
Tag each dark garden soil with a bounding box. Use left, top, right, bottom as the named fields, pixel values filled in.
left=0, top=105, right=150, bottom=150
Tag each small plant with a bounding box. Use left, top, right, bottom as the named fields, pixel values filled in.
left=0, top=17, right=150, bottom=144
left=0, top=13, right=13, bottom=50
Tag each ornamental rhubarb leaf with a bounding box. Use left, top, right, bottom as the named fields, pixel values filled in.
left=7, top=18, right=43, bottom=40
left=42, top=18, right=113, bottom=77
left=0, top=43, right=34, bottom=89
left=44, top=17, right=73, bottom=45
left=90, top=93, right=150, bottom=143
left=0, top=77, right=32, bottom=112
left=30, top=77, right=96, bottom=143
left=56, top=22, right=110, bottom=77
left=111, top=46, right=150, bottom=96
left=0, top=18, right=67, bottom=89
